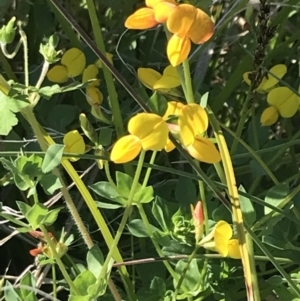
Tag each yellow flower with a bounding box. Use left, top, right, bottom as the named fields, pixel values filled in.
left=138, top=65, right=180, bottom=91
left=166, top=4, right=214, bottom=66
left=110, top=113, right=169, bottom=164
left=163, top=101, right=221, bottom=163
left=47, top=48, right=86, bottom=83
left=63, top=130, right=85, bottom=162
left=243, top=64, right=287, bottom=93
left=82, top=64, right=100, bottom=87
left=125, top=2, right=214, bottom=66
left=199, top=221, right=241, bottom=259
left=95, top=53, right=113, bottom=68
left=260, top=106, right=279, bottom=126
left=191, top=201, right=204, bottom=242
left=125, top=0, right=177, bottom=30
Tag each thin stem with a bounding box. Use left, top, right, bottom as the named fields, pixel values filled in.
left=18, top=24, right=29, bottom=87
left=98, top=151, right=146, bottom=282
left=182, top=60, right=195, bottom=104
left=39, top=225, right=79, bottom=295
left=0, top=39, right=22, bottom=59
left=52, top=265, right=57, bottom=300
left=142, top=151, right=157, bottom=188
left=173, top=247, right=199, bottom=300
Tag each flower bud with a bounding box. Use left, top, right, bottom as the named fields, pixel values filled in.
left=191, top=201, right=204, bottom=242
left=0, top=17, right=16, bottom=45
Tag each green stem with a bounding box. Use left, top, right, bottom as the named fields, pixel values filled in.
left=97, top=151, right=146, bottom=284
left=173, top=247, right=199, bottom=300
left=142, top=151, right=157, bottom=188
left=0, top=48, right=18, bottom=81
left=182, top=60, right=195, bottom=103
left=18, top=25, right=29, bottom=88
left=39, top=225, right=79, bottom=295
left=52, top=264, right=57, bottom=300
left=0, top=39, right=22, bottom=59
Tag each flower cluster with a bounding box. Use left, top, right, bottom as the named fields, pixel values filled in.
left=125, top=0, right=214, bottom=66
left=244, top=64, right=300, bottom=125
left=110, top=101, right=221, bottom=164
left=191, top=201, right=241, bottom=259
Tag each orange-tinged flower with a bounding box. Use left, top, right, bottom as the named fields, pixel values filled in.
left=191, top=201, right=204, bottom=242
left=166, top=4, right=214, bottom=66
left=110, top=135, right=142, bottom=164
left=186, top=136, right=221, bottom=164
left=63, top=130, right=85, bottom=162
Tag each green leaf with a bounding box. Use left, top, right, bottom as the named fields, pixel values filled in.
left=72, top=270, right=97, bottom=296
left=4, top=281, right=21, bottom=301
left=127, top=219, right=161, bottom=238
left=89, top=181, right=125, bottom=205
left=239, top=185, right=256, bottom=225
left=134, top=186, right=154, bottom=204
left=95, top=201, right=124, bottom=209
left=16, top=201, right=31, bottom=216
left=98, top=128, right=113, bottom=147
left=87, top=245, right=104, bottom=278
left=264, top=183, right=289, bottom=215
left=152, top=198, right=169, bottom=231
left=26, top=203, right=48, bottom=229
left=116, top=171, right=133, bottom=197
left=0, top=213, right=29, bottom=227
left=20, top=272, right=38, bottom=301
left=0, top=92, right=29, bottom=135
left=150, top=277, right=166, bottom=298
left=42, top=144, right=65, bottom=173
left=43, top=207, right=62, bottom=226
left=152, top=231, right=171, bottom=247
left=147, top=92, right=168, bottom=116
left=175, top=176, right=196, bottom=205
left=40, top=173, right=62, bottom=194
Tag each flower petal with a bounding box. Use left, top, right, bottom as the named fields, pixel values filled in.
left=63, top=130, right=85, bottom=162
left=167, top=34, right=191, bottom=67
left=146, top=0, right=177, bottom=8
left=110, top=135, right=142, bottom=163
left=214, top=221, right=232, bottom=257
left=128, top=113, right=169, bottom=150
left=95, top=53, right=113, bottom=68
left=138, top=67, right=162, bottom=89
left=187, top=7, right=214, bottom=44
left=153, top=2, right=177, bottom=23
left=267, top=87, right=299, bottom=118
left=86, top=86, right=103, bottom=106
left=227, top=239, right=241, bottom=259
left=186, top=137, right=221, bottom=163
left=47, top=65, right=68, bottom=83
left=260, top=64, right=287, bottom=91
left=260, top=106, right=278, bottom=126
left=61, top=48, right=86, bottom=78
left=82, top=64, right=99, bottom=85
left=165, top=138, right=175, bottom=152
left=154, top=65, right=181, bottom=89
left=125, top=8, right=158, bottom=29
left=163, top=101, right=185, bottom=120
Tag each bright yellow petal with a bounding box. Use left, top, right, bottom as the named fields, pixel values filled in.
left=128, top=113, right=169, bottom=150
left=61, top=48, right=86, bottom=78
left=165, top=138, right=175, bottom=152
left=47, top=65, right=68, bottom=83
left=110, top=135, right=142, bottom=164
left=125, top=8, right=158, bottom=29
left=186, top=137, right=221, bottom=164
left=167, top=4, right=197, bottom=36
left=153, top=2, right=177, bottom=23
left=146, top=0, right=177, bottom=8
left=227, top=239, right=241, bottom=259
left=267, top=87, right=299, bottom=118
left=260, top=64, right=287, bottom=91
left=179, top=103, right=208, bottom=146
left=138, top=68, right=162, bottom=89
left=187, top=7, right=214, bottom=44
left=86, top=87, right=103, bottom=106
left=82, top=64, right=99, bottom=85
left=163, top=101, right=184, bottom=120
left=153, top=65, right=180, bottom=89
left=63, top=130, right=85, bottom=162
left=214, top=221, right=232, bottom=257
left=260, top=106, right=278, bottom=126
left=167, top=34, right=191, bottom=67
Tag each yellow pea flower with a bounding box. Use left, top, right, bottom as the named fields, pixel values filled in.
left=125, top=1, right=214, bottom=67
left=95, top=53, right=113, bottom=68
left=243, top=64, right=287, bottom=93
left=47, top=48, right=86, bottom=83
left=166, top=4, right=214, bottom=66
left=199, top=220, right=241, bottom=259
left=82, top=64, right=100, bottom=87
left=138, top=65, right=180, bottom=91
left=191, top=201, right=204, bottom=243
left=260, top=106, right=279, bottom=126
left=63, top=130, right=85, bottom=162
left=110, top=113, right=169, bottom=164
